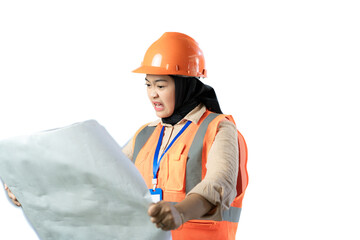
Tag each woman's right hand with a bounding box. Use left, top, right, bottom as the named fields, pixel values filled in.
left=4, top=184, right=21, bottom=207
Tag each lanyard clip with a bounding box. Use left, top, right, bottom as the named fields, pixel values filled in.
left=152, top=178, right=157, bottom=191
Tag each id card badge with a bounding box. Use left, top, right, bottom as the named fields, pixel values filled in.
left=149, top=188, right=163, bottom=203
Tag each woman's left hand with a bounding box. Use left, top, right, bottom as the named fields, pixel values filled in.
left=148, top=201, right=183, bottom=231
left=4, top=184, right=21, bottom=207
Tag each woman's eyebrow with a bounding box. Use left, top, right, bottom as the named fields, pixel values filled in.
left=144, top=78, right=168, bottom=83
left=155, top=79, right=168, bottom=83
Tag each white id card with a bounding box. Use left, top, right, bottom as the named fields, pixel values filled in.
left=149, top=188, right=163, bottom=203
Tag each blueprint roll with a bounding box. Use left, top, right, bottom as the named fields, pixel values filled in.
left=0, top=120, right=170, bottom=240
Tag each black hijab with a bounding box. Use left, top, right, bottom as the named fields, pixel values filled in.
left=162, top=76, right=222, bottom=125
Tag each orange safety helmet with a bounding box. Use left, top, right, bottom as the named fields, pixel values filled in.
left=132, top=32, right=207, bottom=78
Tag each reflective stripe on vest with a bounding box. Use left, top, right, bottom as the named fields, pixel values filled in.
left=186, top=113, right=219, bottom=193
left=223, top=206, right=242, bottom=223
left=169, top=202, right=241, bottom=223
left=133, top=126, right=156, bottom=162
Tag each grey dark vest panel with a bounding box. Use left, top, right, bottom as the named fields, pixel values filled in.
left=185, top=113, right=219, bottom=193
left=169, top=202, right=241, bottom=223
left=133, top=126, right=156, bottom=163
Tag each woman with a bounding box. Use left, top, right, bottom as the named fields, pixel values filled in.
left=5, top=32, right=248, bottom=240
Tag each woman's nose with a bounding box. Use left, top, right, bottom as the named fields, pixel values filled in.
left=150, top=89, right=158, bottom=98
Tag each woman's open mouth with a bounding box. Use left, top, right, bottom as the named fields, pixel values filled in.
left=153, top=102, right=164, bottom=111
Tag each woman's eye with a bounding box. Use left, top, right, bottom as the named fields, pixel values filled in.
left=145, top=83, right=151, bottom=87
left=157, top=85, right=165, bottom=89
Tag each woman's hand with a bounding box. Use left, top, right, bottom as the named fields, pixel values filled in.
left=147, top=194, right=215, bottom=231
left=148, top=201, right=184, bottom=231
left=4, top=184, right=21, bottom=207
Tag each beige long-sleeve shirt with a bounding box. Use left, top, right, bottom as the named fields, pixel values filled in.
left=122, top=104, right=239, bottom=220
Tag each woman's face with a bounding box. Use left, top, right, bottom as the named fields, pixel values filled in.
left=145, top=74, right=175, bottom=118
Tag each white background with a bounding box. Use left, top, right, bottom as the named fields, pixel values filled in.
left=1, top=0, right=359, bottom=239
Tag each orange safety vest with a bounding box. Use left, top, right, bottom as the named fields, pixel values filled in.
left=132, top=110, right=248, bottom=240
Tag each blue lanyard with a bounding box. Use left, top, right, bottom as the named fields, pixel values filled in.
left=153, top=121, right=192, bottom=182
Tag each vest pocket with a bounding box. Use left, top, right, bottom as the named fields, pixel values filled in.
left=184, top=220, right=217, bottom=230
left=165, top=153, right=187, bottom=191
